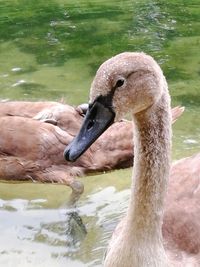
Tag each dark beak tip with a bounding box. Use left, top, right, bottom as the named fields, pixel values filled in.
left=63, top=147, right=75, bottom=162
left=64, top=100, right=116, bottom=162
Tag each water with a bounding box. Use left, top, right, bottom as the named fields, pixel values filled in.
left=0, top=0, right=200, bottom=266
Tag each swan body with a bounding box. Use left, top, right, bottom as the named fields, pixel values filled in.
left=64, top=52, right=199, bottom=266
left=0, top=101, right=62, bottom=118
left=0, top=101, right=134, bottom=202
left=0, top=101, right=182, bottom=179
left=0, top=100, right=182, bottom=204
left=163, top=152, right=200, bottom=266
left=107, top=152, right=200, bottom=266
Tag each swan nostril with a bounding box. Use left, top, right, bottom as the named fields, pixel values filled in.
left=87, top=120, right=95, bottom=130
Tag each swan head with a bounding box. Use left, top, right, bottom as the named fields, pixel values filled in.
left=90, top=52, right=165, bottom=120
left=64, top=52, right=166, bottom=161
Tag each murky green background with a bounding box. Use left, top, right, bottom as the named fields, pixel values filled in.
left=0, top=0, right=199, bottom=266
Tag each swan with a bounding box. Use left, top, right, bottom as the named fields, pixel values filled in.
left=0, top=101, right=182, bottom=176
left=64, top=52, right=200, bottom=266
left=0, top=101, right=63, bottom=118
left=0, top=100, right=182, bottom=204
left=0, top=101, right=136, bottom=203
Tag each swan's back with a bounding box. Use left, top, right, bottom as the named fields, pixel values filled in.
left=163, top=153, right=200, bottom=265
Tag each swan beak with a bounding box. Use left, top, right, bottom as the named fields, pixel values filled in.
left=64, top=100, right=115, bottom=162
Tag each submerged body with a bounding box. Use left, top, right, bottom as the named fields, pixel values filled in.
left=64, top=52, right=200, bottom=265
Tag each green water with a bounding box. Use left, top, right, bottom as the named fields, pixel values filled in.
left=0, top=0, right=199, bottom=266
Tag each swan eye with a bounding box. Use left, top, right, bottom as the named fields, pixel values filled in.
left=115, top=79, right=124, bottom=88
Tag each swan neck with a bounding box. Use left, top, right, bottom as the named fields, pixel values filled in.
left=128, top=97, right=171, bottom=237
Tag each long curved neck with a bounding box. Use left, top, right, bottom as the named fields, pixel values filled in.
left=127, top=94, right=171, bottom=242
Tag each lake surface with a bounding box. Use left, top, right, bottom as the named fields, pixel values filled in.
left=0, top=0, right=199, bottom=266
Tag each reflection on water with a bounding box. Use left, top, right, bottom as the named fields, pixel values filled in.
left=0, top=173, right=130, bottom=267
left=0, top=199, right=89, bottom=267
left=0, top=0, right=200, bottom=266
